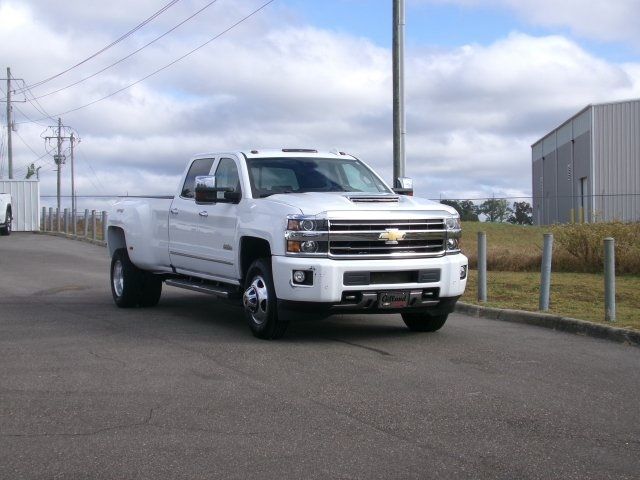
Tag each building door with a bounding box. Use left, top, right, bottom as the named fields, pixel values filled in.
left=579, top=177, right=588, bottom=222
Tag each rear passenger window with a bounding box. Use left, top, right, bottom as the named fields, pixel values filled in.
left=181, top=158, right=214, bottom=198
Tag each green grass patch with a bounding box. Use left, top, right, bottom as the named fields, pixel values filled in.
left=462, top=269, right=640, bottom=330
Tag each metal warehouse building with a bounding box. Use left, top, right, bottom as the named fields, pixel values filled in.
left=531, top=99, right=640, bottom=225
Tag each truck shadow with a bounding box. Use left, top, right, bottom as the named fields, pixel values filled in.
left=156, top=292, right=419, bottom=344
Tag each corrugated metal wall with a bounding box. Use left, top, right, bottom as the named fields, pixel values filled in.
left=592, top=100, right=640, bottom=222
left=531, top=107, right=593, bottom=225
left=0, top=180, right=40, bottom=231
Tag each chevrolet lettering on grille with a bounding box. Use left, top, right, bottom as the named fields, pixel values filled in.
left=378, top=228, right=406, bottom=245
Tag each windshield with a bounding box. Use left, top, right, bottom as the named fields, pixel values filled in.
left=246, top=157, right=391, bottom=198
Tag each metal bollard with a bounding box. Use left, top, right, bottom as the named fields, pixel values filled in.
left=72, top=210, right=77, bottom=236
left=477, top=232, right=487, bottom=302
left=539, top=233, right=553, bottom=311
left=56, top=208, right=60, bottom=232
left=63, top=208, right=69, bottom=234
left=101, top=211, right=108, bottom=243
left=91, top=210, right=97, bottom=241
left=49, top=207, right=54, bottom=231
left=83, top=209, right=89, bottom=238
left=41, top=207, right=46, bottom=231
left=604, top=238, right=616, bottom=322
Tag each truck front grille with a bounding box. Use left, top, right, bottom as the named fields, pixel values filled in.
left=328, top=219, right=446, bottom=259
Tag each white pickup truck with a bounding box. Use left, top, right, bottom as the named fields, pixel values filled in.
left=0, top=193, right=11, bottom=236
left=107, top=149, right=468, bottom=339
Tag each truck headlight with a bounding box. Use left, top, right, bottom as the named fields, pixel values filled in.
left=286, top=216, right=329, bottom=256
left=446, top=215, right=461, bottom=254
left=287, top=218, right=328, bottom=231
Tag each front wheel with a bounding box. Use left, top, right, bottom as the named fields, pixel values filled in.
left=243, top=258, right=288, bottom=339
left=401, top=312, right=448, bottom=332
left=110, top=248, right=162, bottom=308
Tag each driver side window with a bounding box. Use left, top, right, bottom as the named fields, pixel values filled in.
left=182, top=158, right=214, bottom=198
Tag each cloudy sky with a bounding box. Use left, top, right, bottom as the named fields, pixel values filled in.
left=1, top=0, right=639, bottom=208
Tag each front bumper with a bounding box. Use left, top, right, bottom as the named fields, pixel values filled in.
left=271, top=254, right=468, bottom=304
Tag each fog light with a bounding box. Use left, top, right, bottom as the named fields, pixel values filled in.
left=293, top=270, right=306, bottom=284
left=300, top=240, right=318, bottom=253
left=447, top=238, right=459, bottom=250
left=460, top=265, right=468, bottom=280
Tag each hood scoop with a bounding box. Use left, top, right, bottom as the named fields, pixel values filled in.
left=347, top=195, right=400, bottom=203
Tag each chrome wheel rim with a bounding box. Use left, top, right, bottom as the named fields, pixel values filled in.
left=243, top=275, right=269, bottom=325
left=112, top=259, right=124, bottom=298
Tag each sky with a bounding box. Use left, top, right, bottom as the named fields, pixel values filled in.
left=1, top=0, right=639, bottom=209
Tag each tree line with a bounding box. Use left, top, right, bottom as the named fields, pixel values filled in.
left=440, top=199, right=533, bottom=225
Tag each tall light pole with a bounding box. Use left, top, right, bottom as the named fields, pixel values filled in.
left=392, top=0, right=406, bottom=188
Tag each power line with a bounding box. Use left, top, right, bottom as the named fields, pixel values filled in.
left=12, top=75, right=58, bottom=123
left=15, top=0, right=183, bottom=93
left=32, top=0, right=222, bottom=101
left=13, top=129, right=43, bottom=158
left=15, top=0, right=276, bottom=125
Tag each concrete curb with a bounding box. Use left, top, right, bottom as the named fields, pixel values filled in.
left=35, top=231, right=106, bottom=247
left=456, top=302, right=640, bottom=347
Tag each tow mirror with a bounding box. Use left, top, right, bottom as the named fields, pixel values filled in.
left=195, top=176, right=219, bottom=204
left=195, top=175, right=241, bottom=204
left=393, top=177, right=414, bottom=196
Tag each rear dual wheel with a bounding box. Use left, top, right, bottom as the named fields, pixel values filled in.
left=110, top=248, right=162, bottom=308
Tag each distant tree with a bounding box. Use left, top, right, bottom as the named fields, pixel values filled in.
left=25, top=163, right=41, bottom=180
left=478, top=198, right=511, bottom=222
left=440, top=199, right=479, bottom=221
left=507, top=201, right=533, bottom=225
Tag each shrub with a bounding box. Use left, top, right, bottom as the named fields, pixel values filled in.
left=551, top=222, right=640, bottom=274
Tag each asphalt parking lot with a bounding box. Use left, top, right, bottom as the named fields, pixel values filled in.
left=1, top=233, right=639, bottom=479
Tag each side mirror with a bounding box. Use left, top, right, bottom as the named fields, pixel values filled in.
left=393, top=176, right=414, bottom=196
left=195, top=175, right=241, bottom=204
left=195, top=176, right=218, bottom=204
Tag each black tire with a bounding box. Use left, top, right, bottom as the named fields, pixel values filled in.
left=0, top=210, right=11, bottom=236
left=242, top=258, right=288, bottom=339
left=139, top=274, right=163, bottom=307
left=401, top=312, right=448, bottom=332
left=110, top=248, right=162, bottom=308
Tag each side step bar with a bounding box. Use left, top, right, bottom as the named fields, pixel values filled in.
left=165, top=278, right=237, bottom=298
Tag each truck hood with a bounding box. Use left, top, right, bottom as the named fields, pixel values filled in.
left=263, top=192, right=457, bottom=219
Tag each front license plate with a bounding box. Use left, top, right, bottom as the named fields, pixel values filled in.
left=379, top=291, right=409, bottom=309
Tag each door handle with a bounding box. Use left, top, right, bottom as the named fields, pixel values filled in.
left=199, top=211, right=208, bottom=217
left=170, top=208, right=179, bottom=215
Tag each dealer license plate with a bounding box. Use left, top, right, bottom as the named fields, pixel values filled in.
left=378, top=291, right=409, bottom=309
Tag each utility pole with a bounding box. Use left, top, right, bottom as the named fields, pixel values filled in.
left=5, top=68, right=12, bottom=179
left=44, top=120, right=75, bottom=211
left=1, top=68, right=27, bottom=179
left=392, top=0, right=406, bottom=187
left=70, top=133, right=76, bottom=213
left=56, top=118, right=62, bottom=210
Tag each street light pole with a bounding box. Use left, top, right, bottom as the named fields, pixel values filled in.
left=392, top=0, right=406, bottom=187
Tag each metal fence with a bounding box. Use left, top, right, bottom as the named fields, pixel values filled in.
left=40, top=207, right=107, bottom=243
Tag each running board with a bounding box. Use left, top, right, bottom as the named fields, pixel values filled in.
left=165, top=279, right=236, bottom=298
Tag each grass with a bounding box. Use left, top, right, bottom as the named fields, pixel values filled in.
left=458, top=221, right=640, bottom=330
left=461, top=269, right=640, bottom=330
left=461, top=222, right=546, bottom=271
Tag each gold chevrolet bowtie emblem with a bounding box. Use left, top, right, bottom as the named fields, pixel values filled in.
left=379, top=228, right=406, bottom=245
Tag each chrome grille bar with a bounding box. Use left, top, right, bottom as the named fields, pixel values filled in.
left=328, top=219, right=447, bottom=259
